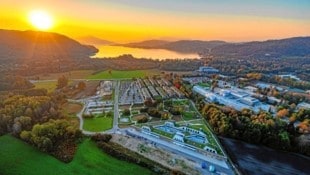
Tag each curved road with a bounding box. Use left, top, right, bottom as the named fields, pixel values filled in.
left=75, top=81, right=120, bottom=135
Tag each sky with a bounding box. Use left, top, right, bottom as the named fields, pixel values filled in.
left=1, top=0, right=309, bottom=43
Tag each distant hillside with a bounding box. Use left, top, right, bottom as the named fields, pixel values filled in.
left=0, top=29, right=98, bottom=62
left=120, top=40, right=227, bottom=53
left=77, top=36, right=114, bottom=46
left=120, top=40, right=170, bottom=48
left=162, top=40, right=227, bottom=53
left=211, top=37, right=310, bottom=57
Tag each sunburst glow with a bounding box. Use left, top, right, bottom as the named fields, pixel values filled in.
left=28, top=10, right=53, bottom=30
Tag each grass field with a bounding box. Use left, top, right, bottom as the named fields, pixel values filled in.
left=83, top=116, right=113, bottom=132
left=87, top=70, right=158, bottom=80
left=28, top=70, right=95, bottom=80
left=0, top=135, right=152, bottom=175
left=33, top=81, right=57, bottom=93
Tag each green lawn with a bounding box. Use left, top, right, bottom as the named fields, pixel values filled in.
left=152, top=128, right=174, bottom=139
left=0, top=135, right=152, bottom=175
left=197, top=82, right=210, bottom=88
left=182, top=111, right=196, bottom=120
left=87, top=70, right=158, bottom=80
left=189, top=121, right=223, bottom=155
left=33, top=81, right=57, bottom=93
left=83, top=116, right=113, bottom=132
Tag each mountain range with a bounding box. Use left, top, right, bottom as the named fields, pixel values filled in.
left=119, top=40, right=227, bottom=53
left=77, top=36, right=114, bottom=46
left=0, top=29, right=309, bottom=63
left=119, top=37, right=310, bottom=57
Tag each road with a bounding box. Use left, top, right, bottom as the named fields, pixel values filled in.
left=112, top=81, right=120, bottom=131
left=73, top=81, right=120, bottom=135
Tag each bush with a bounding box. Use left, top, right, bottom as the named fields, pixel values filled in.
left=137, top=116, right=148, bottom=123
left=123, top=109, right=131, bottom=116
left=82, top=113, right=94, bottom=118
left=91, top=134, right=112, bottom=143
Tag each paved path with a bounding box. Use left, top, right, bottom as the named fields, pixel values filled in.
left=112, top=81, right=120, bottom=131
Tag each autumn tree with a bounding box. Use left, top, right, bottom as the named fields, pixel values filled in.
left=277, top=109, right=289, bottom=118
left=57, top=75, right=68, bottom=89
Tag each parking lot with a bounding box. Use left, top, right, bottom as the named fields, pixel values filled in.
left=119, top=81, right=143, bottom=105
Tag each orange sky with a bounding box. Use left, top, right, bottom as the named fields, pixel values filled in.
left=1, top=0, right=309, bottom=43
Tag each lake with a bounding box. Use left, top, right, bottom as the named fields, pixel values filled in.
left=92, top=45, right=199, bottom=60
left=220, top=137, right=310, bottom=175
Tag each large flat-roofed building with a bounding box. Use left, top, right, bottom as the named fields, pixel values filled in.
left=297, top=102, right=310, bottom=110
left=197, top=66, right=219, bottom=74
left=193, top=85, right=272, bottom=113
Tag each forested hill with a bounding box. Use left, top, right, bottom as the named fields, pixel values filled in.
left=120, top=40, right=227, bottom=53
left=210, top=37, right=310, bottom=58
left=0, top=29, right=98, bottom=62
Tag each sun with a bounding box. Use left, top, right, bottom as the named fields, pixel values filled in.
left=28, top=10, right=53, bottom=30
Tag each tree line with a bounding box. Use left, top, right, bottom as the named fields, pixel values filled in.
left=201, top=104, right=310, bottom=156
left=0, top=91, right=81, bottom=162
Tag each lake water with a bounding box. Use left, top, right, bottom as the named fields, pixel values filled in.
left=92, top=45, right=199, bottom=60
left=220, top=137, right=310, bottom=175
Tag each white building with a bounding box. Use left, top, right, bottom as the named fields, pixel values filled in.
left=193, top=85, right=272, bottom=113
left=197, top=66, right=219, bottom=74
left=173, top=132, right=185, bottom=143
left=297, top=102, right=310, bottom=110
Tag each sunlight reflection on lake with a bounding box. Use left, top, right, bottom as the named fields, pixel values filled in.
left=92, top=45, right=199, bottom=60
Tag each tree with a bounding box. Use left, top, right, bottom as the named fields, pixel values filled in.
left=77, top=81, right=86, bottom=90
left=106, top=111, right=113, bottom=118
left=137, top=116, right=148, bottom=123
left=57, top=75, right=68, bottom=89
left=277, top=109, right=289, bottom=118
left=123, top=109, right=130, bottom=116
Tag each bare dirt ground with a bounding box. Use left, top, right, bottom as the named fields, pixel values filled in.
left=111, top=134, right=201, bottom=175
left=62, top=103, right=83, bottom=114
left=71, top=81, right=99, bottom=99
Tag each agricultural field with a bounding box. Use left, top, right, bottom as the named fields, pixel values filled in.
left=33, top=81, right=57, bottom=93
left=0, top=135, right=152, bottom=175
left=28, top=70, right=96, bottom=80
left=83, top=114, right=113, bottom=132
left=87, top=70, right=159, bottom=80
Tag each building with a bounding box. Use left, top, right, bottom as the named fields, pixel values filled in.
left=173, top=132, right=185, bottom=143
left=279, top=74, right=301, bottom=81
left=99, top=81, right=113, bottom=96
left=197, top=66, right=219, bottom=74
left=297, top=102, right=310, bottom=110
left=193, top=86, right=273, bottom=113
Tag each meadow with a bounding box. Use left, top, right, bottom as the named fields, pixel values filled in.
left=87, top=70, right=158, bottom=79
left=0, top=135, right=152, bottom=175
left=33, top=81, right=57, bottom=92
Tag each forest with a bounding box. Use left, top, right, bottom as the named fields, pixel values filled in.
left=201, top=104, right=310, bottom=156
left=0, top=79, right=81, bottom=162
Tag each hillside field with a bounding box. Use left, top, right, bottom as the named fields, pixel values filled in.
left=0, top=135, right=152, bottom=175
